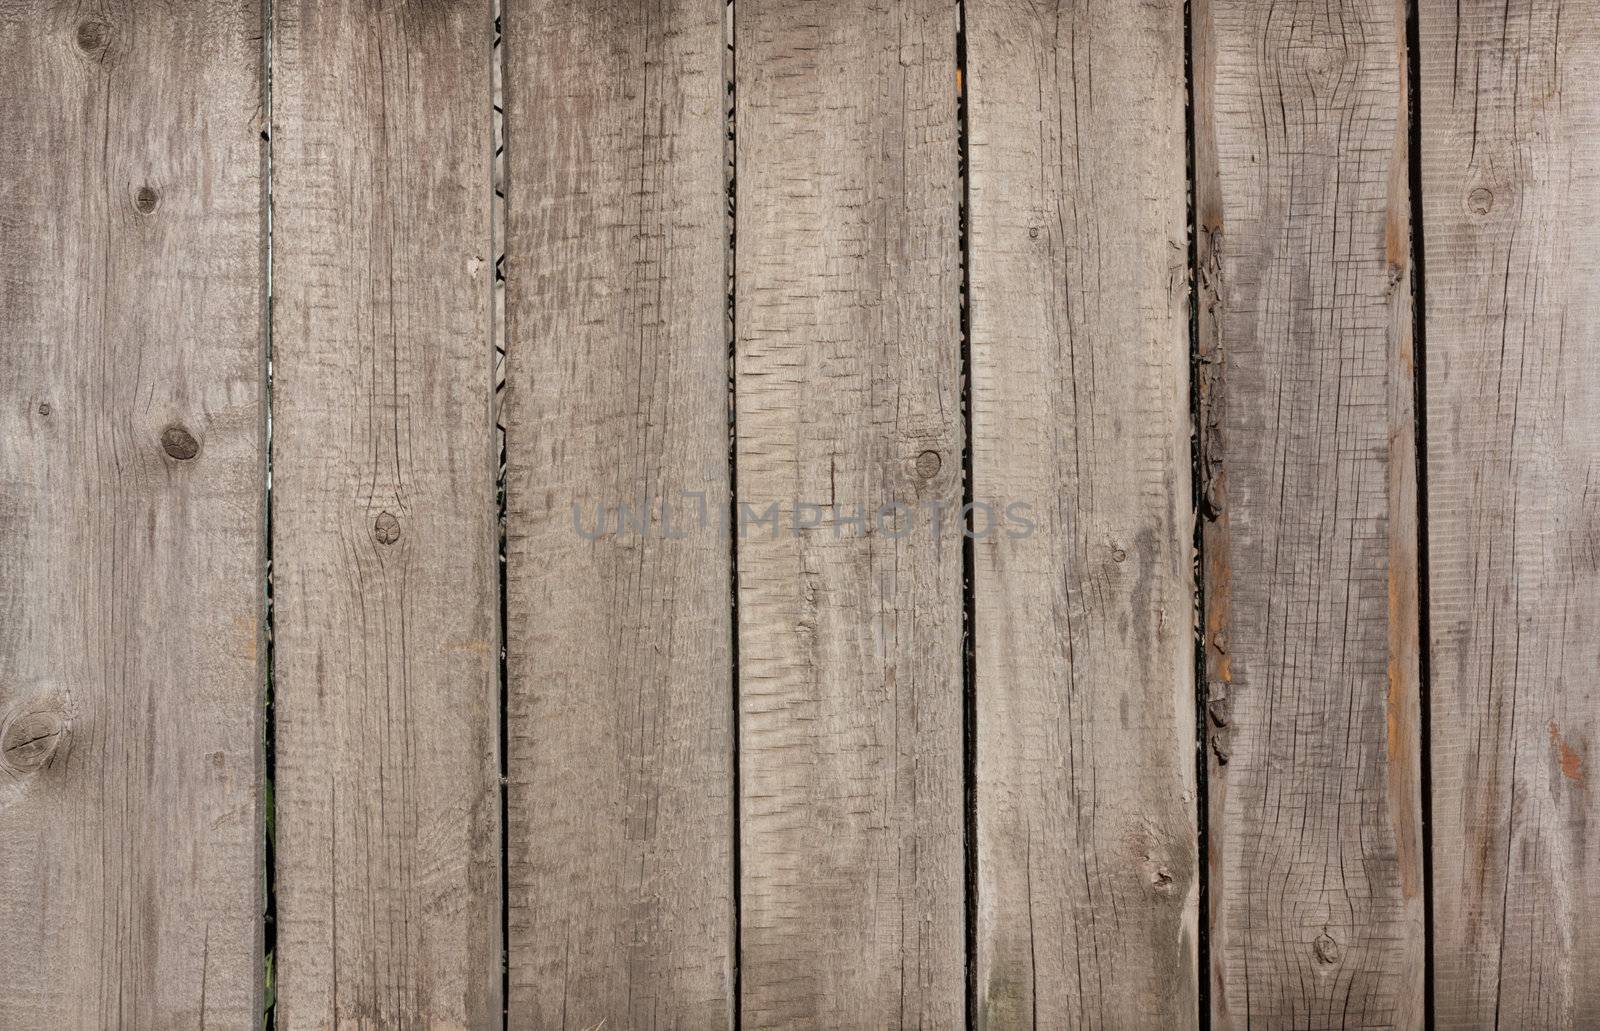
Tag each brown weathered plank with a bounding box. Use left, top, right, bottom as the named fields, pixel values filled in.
left=1420, top=3, right=1600, bottom=1025
left=0, top=4, right=263, bottom=1027
left=966, top=2, right=1198, bottom=1026
left=270, top=2, right=500, bottom=1026
left=1194, top=0, right=1426, bottom=1025
left=502, top=0, right=735, bottom=1026
left=733, top=1, right=965, bottom=1024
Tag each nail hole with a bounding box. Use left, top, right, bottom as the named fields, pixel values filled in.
left=161, top=425, right=199, bottom=460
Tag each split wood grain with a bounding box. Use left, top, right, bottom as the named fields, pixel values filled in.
left=502, top=1, right=736, bottom=1027
left=966, top=2, right=1198, bottom=1026
left=1194, top=0, right=1426, bottom=1025
left=270, top=2, right=500, bottom=1026
left=1420, top=2, right=1600, bottom=1025
left=734, top=1, right=966, bottom=1025
left=0, top=2, right=264, bottom=1027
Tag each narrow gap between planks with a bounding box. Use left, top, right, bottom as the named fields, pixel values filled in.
left=953, top=2, right=979, bottom=1029
left=492, top=2, right=510, bottom=1027
left=1402, top=0, right=1436, bottom=1024
left=260, top=0, right=278, bottom=1025
left=1183, top=0, right=1211, bottom=1026
left=724, top=1, right=743, bottom=1025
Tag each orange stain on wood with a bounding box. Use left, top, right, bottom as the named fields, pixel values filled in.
left=1385, top=550, right=1422, bottom=901
left=1549, top=722, right=1584, bottom=783
left=236, top=614, right=258, bottom=663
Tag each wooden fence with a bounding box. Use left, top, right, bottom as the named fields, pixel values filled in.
left=0, top=0, right=1595, bottom=1027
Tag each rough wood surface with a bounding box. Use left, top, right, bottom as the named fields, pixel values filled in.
left=1194, top=0, right=1426, bottom=1025
left=734, top=1, right=965, bottom=1024
left=0, top=3, right=264, bottom=1027
left=502, top=1, right=735, bottom=1027
left=966, top=2, right=1197, bottom=1026
left=270, top=2, right=500, bottom=1026
left=1420, top=2, right=1600, bottom=1025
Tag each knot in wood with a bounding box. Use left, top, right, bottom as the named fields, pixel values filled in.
left=373, top=511, right=402, bottom=545
left=134, top=185, right=160, bottom=215
left=75, top=20, right=111, bottom=55
left=1, top=708, right=68, bottom=774
left=1313, top=932, right=1341, bottom=965
left=161, top=425, right=199, bottom=460
left=914, top=450, right=942, bottom=478
left=1468, top=187, right=1494, bottom=215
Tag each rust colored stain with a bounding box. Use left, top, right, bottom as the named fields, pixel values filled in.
left=1207, top=548, right=1232, bottom=684
left=1549, top=722, right=1584, bottom=783
left=1385, top=544, right=1422, bottom=901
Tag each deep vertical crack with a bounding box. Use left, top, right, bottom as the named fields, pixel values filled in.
left=492, top=4, right=509, bottom=1027
left=954, top=4, right=977, bottom=1028
left=725, top=2, right=742, bottom=1025
left=261, top=0, right=277, bottom=1027
left=1404, top=0, right=1436, bottom=1025
left=1184, top=1, right=1212, bottom=1025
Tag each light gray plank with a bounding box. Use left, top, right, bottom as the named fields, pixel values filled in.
left=734, top=1, right=966, bottom=1024
left=502, top=0, right=735, bottom=1026
left=270, top=2, right=501, bottom=1026
left=1194, top=0, right=1426, bottom=1025
left=1420, top=2, right=1600, bottom=1025
left=0, top=2, right=264, bottom=1026
left=966, top=2, right=1198, bottom=1026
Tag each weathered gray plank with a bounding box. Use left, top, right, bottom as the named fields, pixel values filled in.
left=1420, top=2, right=1600, bottom=1025
left=1194, top=0, right=1426, bottom=1025
left=0, top=3, right=264, bottom=1027
left=502, top=0, right=735, bottom=1026
left=734, top=1, right=965, bottom=1024
left=966, top=2, right=1197, bottom=1026
left=270, top=2, right=500, bottom=1026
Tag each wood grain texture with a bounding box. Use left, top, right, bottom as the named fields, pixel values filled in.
left=1420, top=3, right=1600, bottom=1025
left=1194, top=0, right=1426, bottom=1025
left=0, top=3, right=264, bottom=1027
left=734, top=1, right=965, bottom=1024
left=271, top=2, right=500, bottom=1027
left=966, top=2, right=1197, bottom=1026
left=502, top=0, right=735, bottom=1027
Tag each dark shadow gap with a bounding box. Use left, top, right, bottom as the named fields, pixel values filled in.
left=261, top=0, right=277, bottom=1026
left=954, top=4, right=978, bottom=1029
left=1184, top=1, right=1212, bottom=1026
left=725, top=1, right=743, bottom=1025
left=492, top=5, right=509, bottom=1028
left=1404, top=0, right=1436, bottom=1025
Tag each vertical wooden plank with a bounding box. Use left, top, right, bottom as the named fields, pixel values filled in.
left=1421, top=3, right=1600, bottom=1025
left=1194, top=0, right=1426, bottom=1025
left=0, top=3, right=263, bottom=1027
left=734, top=1, right=965, bottom=1024
left=271, top=2, right=500, bottom=1027
left=965, top=2, right=1197, bottom=1027
left=502, top=0, right=734, bottom=1026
